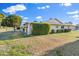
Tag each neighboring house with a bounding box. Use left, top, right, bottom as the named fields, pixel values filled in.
left=23, top=18, right=76, bottom=35
left=76, top=24, right=79, bottom=30
left=47, top=18, right=76, bottom=32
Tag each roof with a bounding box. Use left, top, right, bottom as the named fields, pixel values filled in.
left=23, top=18, right=76, bottom=26
left=47, top=18, right=63, bottom=24
left=47, top=18, right=75, bottom=26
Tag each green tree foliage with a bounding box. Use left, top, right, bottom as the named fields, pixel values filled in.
left=0, top=13, right=5, bottom=26
left=0, top=13, right=5, bottom=22
left=1, top=14, right=22, bottom=27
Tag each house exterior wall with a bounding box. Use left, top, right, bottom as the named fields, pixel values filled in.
left=50, top=25, right=76, bottom=32
left=50, top=25, right=62, bottom=32
left=64, top=26, right=69, bottom=29
left=50, top=25, right=57, bottom=32
left=57, top=26, right=61, bottom=29
left=68, top=26, right=76, bottom=30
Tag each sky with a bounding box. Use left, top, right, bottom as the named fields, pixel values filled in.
left=0, top=3, right=79, bottom=24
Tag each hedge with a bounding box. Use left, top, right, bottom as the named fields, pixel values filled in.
left=64, top=29, right=71, bottom=32
left=31, top=22, right=50, bottom=35
left=56, top=29, right=71, bottom=33
left=56, top=29, right=63, bottom=33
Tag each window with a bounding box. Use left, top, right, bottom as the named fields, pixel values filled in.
left=61, top=26, right=64, bottom=29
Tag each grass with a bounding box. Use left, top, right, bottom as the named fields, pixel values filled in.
left=0, top=27, right=79, bottom=55
left=49, top=30, right=79, bottom=40
left=7, top=44, right=32, bottom=56
left=0, top=44, right=32, bottom=56
left=0, top=27, right=32, bottom=56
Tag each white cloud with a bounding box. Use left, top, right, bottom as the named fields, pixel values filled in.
left=41, top=6, right=46, bottom=9
left=67, top=10, right=79, bottom=20
left=36, top=16, right=44, bottom=22
left=46, top=5, right=50, bottom=8
left=37, top=5, right=50, bottom=10
left=67, top=10, right=79, bottom=14
left=23, top=17, right=29, bottom=20
left=3, top=4, right=26, bottom=14
left=72, top=14, right=79, bottom=18
left=37, top=7, right=41, bottom=9
left=36, top=16, right=42, bottom=19
left=61, top=3, right=72, bottom=7
left=70, top=14, right=79, bottom=20
left=21, top=16, right=29, bottom=20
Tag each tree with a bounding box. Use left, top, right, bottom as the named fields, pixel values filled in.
left=1, top=14, right=22, bottom=31
left=0, top=13, right=5, bottom=27
left=33, top=20, right=37, bottom=22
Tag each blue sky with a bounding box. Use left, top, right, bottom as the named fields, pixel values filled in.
left=1, top=3, right=79, bottom=24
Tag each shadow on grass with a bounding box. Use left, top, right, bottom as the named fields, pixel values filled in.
left=43, top=40, right=79, bottom=56
left=0, top=31, right=27, bottom=40
left=0, top=30, right=49, bottom=40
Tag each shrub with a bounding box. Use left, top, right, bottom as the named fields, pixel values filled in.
left=68, top=29, right=71, bottom=32
left=56, top=29, right=63, bottom=33
left=17, top=27, right=20, bottom=30
left=31, top=22, right=50, bottom=35
left=50, top=29, right=55, bottom=34
left=64, top=29, right=71, bottom=32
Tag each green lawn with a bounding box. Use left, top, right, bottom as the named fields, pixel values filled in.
left=0, top=28, right=79, bottom=56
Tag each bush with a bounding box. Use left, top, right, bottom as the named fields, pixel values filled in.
left=32, top=22, right=50, bottom=35
left=50, top=29, right=55, bottom=34
left=56, top=29, right=71, bottom=33
left=68, top=29, right=71, bottom=32
left=17, top=27, right=20, bottom=30
left=56, top=29, right=63, bottom=33
left=64, top=29, right=71, bottom=32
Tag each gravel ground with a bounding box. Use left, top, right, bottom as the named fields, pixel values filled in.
left=44, top=39, right=79, bottom=56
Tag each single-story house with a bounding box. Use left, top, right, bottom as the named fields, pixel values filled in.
left=47, top=18, right=76, bottom=32
left=23, top=18, right=76, bottom=35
